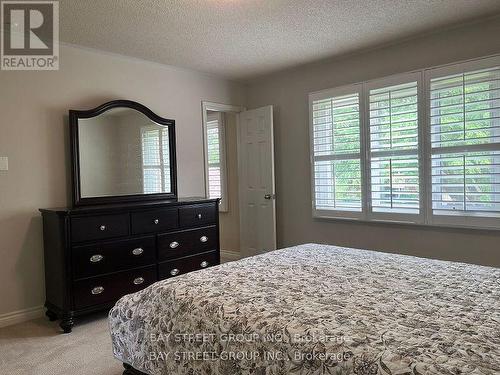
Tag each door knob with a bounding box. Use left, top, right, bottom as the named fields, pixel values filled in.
left=264, top=194, right=274, bottom=200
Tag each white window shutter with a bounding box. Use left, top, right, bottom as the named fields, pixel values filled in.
left=367, top=76, right=422, bottom=221
left=310, top=85, right=364, bottom=219
left=429, top=65, right=500, bottom=224
left=206, top=112, right=228, bottom=211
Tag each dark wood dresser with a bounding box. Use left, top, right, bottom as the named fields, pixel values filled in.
left=40, top=198, right=220, bottom=333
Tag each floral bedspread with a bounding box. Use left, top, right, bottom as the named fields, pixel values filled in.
left=109, top=244, right=500, bottom=375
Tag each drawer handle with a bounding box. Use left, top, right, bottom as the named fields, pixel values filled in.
left=169, top=241, right=179, bottom=249
left=90, top=254, right=104, bottom=263
left=170, top=268, right=180, bottom=276
left=200, top=236, right=208, bottom=243
left=197, top=213, right=202, bottom=219
left=153, top=219, right=159, bottom=225
left=100, top=225, right=106, bottom=231
left=133, top=277, right=144, bottom=285
left=200, top=261, right=209, bottom=268
left=91, top=286, right=104, bottom=295
left=132, top=248, right=144, bottom=256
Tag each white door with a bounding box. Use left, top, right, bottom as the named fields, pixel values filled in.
left=238, top=106, right=276, bottom=257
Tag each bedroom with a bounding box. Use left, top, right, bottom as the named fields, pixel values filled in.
left=0, top=1, right=499, bottom=374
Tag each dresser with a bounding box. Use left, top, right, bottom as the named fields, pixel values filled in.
left=40, top=198, right=220, bottom=333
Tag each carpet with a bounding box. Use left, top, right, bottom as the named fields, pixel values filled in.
left=0, top=312, right=123, bottom=375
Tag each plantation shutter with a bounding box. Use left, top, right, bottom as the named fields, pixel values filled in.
left=142, top=129, right=162, bottom=193
left=207, top=116, right=222, bottom=200
left=430, top=66, right=500, bottom=219
left=368, top=80, right=420, bottom=215
left=311, top=88, right=363, bottom=215
left=161, top=128, right=171, bottom=193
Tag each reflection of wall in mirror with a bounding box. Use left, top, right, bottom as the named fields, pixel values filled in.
left=79, top=115, right=122, bottom=197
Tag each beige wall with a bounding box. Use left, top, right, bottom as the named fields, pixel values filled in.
left=246, top=17, right=500, bottom=268
left=219, top=112, right=240, bottom=253
left=0, top=44, right=245, bottom=316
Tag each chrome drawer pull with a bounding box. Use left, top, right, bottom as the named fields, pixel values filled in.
left=100, top=225, right=106, bottom=231
left=153, top=219, right=159, bottom=225
left=91, top=286, right=104, bottom=295
left=197, top=213, right=202, bottom=219
left=133, top=277, right=144, bottom=285
left=200, top=236, right=208, bottom=243
left=200, top=261, right=209, bottom=268
left=170, top=268, right=180, bottom=276
left=90, top=254, right=104, bottom=263
left=132, top=248, right=144, bottom=256
left=169, top=241, right=179, bottom=249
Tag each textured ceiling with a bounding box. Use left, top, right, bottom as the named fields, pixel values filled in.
left=60, top=0, right=500, bottom=81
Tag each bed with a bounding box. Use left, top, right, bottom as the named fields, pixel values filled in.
left=109, top=243, right=500, bottom=375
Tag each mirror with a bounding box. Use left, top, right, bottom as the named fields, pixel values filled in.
left=70, top=101, right=177, bottom=206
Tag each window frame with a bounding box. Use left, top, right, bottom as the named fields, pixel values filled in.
left=309, top=54, right=500, bottom=230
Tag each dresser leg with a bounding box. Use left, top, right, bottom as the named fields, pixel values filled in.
left=60, top=313, right=74, bottom=333
left=45, top=309, right=58, bottom=322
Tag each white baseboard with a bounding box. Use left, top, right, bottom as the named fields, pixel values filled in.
left=220, top=250, right=241, bottom=262
left=0, top=305, right=45, bottom=328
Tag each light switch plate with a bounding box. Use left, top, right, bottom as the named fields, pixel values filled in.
left=0, top=157, right=8, bottom=171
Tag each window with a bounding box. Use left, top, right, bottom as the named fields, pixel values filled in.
left=309, top=55, right=500, bottom=229
left=205, top=112, right=228, bottom=211
left=428, top=61, right=500, bottom=228
left=367, top=74, right=422, bottom=222
left=142, top=127, right=171, bottom=194
left=310, top=85, right=364, bottom=218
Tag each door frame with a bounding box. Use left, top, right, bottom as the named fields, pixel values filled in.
left=201, top=101, right=246, bottom=202
left=202, top=102, right=277, bottom=257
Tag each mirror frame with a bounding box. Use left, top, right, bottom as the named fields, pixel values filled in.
left=69, top=100, right=177, bottom=207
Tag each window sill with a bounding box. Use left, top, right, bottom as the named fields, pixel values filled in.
left=312, top=213, right=500, bottom=232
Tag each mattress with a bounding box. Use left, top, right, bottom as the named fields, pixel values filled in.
left=109, top=244, right=500, bottom=374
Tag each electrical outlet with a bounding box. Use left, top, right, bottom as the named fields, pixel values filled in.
left=0, top=157, right=8, bottom=171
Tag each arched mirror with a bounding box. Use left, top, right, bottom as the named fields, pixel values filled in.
left=70, top=100, right=177, bottom=206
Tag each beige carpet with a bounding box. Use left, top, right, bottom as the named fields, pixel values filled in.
left=0, top=312, right=123, bottom=375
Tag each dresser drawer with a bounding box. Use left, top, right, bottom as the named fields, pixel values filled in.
left=158, top=251, right=218, bottom=279
left=131, top=208, right=178, bottom=234
left=71, top=214, right=129, bottom=243
left=179, top=203, right=217, bottom=228
left=72, top=236, right=156, bottom=279
left=158, top=226, right=217, bottom=261
left=73, top=266, right=156, bottom=310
